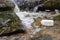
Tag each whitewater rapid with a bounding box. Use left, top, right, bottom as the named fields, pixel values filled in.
left=12, top=0, right=58, bottom=36
left=12, top=0, right=52, bottom=28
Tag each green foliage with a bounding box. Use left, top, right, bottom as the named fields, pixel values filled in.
left=0, top=11, right=21, bottom=33
left=53, top=15, right=60, bottom=20
left=44, top=0, right=60, bottom=8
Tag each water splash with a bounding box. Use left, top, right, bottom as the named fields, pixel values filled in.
left=12, top=0, right=51, bottom=36
left=12, top=0, right=34, bottom=29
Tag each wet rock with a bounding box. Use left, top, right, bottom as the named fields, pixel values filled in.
left=14, top=0, right=45, bottom=11
left=0, top=29, right=26, bottom=36
left=14, top=37, right=20, bottom=40
left=0, top=11, right=24, bottom=35
left=0, top=36, right=9, bottom=40
left=43, top=0, right=60, bottom=11
left=0, top=0, right=15, bottom=11
left=53, top=15, right=60, bottom=20
left=31, top=34, right=53, bottom=40
left=14, top=0, right=60, bottom=12
left=36, top=4, right=45, bottom=12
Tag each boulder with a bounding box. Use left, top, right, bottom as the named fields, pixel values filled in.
left=0, top=11, right=23, bottom=35
left=0, top=0, right=15, bottom=11
left=43, top=0, right=60, bottom=10
left=41, top=20, right=54, bottom=26
left=31, top=34, right=53, bottom=40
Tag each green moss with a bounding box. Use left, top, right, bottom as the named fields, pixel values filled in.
left=0, top=11, right=22, bottom=34
left=44, top=0, right=60, bottom=8
left=32, top=17, right=42, bottom=28
left=9, top=21, right=19, bottom=29
left=0, top=28, right=4, bottom=33
left=53, top=15, right=60, bottom=20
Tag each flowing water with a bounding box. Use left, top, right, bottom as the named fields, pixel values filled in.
left=0, top=0, right=60, bottom=40
left=12, top=0, right=59, bottom=37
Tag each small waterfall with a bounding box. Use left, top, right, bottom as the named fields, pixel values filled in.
left=12, top=0, right=20, bottom=13
left=12, top=0, right=34, bottom=29
left=12, top=0, right=47, bottom=36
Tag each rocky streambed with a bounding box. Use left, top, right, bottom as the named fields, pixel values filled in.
left=0, top=0, right=25, bottom=36
left=0, top=0, right=60, bottom=40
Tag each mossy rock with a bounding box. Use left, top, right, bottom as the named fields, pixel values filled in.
left=32, top=17, right=42, bottom=28
left=53, top=15, right=60, bottom=20
left=0, top=11, right=23, bottom=35
left=44, top=0, right=60, bottom=10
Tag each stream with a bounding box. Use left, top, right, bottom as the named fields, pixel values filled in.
left=0, top=0, right=60, bottom=40
left=11, top=0, right=60, bottom=38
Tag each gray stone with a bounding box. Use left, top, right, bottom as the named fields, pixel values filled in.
left=31, top=34, right=53, bottom=40
left=0, top=0, right=15, bottom=11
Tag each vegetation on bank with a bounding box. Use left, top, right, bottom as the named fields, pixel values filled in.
left=0, top=11, right=22, bottom=34
left=53, top=15, right=60, bottom=20
left=44, top=0, right=60, bottom=10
